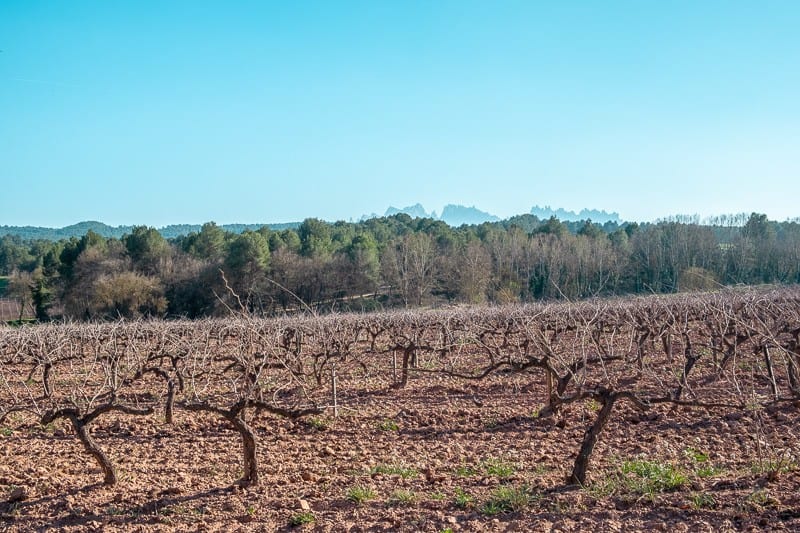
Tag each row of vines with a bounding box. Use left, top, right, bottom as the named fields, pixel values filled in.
left=2, top=286, right=799, bottom=489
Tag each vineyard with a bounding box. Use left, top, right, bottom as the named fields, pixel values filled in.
left=2, top=287, right=800, bottom=531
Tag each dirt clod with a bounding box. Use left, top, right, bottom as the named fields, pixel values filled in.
left=7, top=486, right=27, bottom=503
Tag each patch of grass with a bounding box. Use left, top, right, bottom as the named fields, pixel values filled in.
left=586, top=399, right=602, bottom=412
left=684, top=447, right=710, bottom=463
left=583, top=476, right=618, bottom=499
left=690, top=492, right=716, bottom=509
left=748, top=489, right=770, bottom=505
left=346, top=485, right=376, bottom=505
left=480, top=485, right=532, bottom=515
left=105, top=505, right=129, bottom=516
left=289, top=511, right=315, bottom=526
left=482, top=457, right=516, bottom=480
left=695, top=464, right=724, bottom=478
left=620, top=459, right=688, bottom=495
left=454, top=464, right=478, bottom=477
left=429, top=490, right=446, bottom=501
left=307, top=417, right=330, bottom=430
left=0, top=427, right=12, bottom=437
left=744, top=488, right=781, bottom=510
left=387, top=489, right=417, bottom=506
left=370, top=463, right=418, bottom=479
left=453, top=487, right=474, bottom=509
left=480, top=499, right=505, bottom=516
left=377, top=418, right=399, bottom=431
left=750, top=454, right=797, bottom=479
left=455, top=458, right=516, bottom=479
left=6, top=319, right=36, bottom=327
left=685, top=448, right=723, bottom=478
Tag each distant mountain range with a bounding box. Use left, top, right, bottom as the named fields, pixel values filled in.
left=530, top=205, right=620, bottom=223
left=381, top=204, right=620, bottom=226
left=382, top=203, right=500, bottom=226
left=384, top=203, right=434, bottom=220
left=0, top=203, right=621, bottom=240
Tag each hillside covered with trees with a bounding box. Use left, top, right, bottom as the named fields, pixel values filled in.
left=0, top=212, right=799, bottom=321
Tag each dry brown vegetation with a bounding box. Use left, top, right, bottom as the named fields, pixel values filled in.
left=1, top=287, right=799, bottom=531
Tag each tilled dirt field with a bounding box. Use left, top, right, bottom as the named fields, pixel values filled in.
left=2, top=372, right=799, bottom=532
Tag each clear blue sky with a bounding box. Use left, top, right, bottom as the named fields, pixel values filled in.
left=2, top=1, right=799, bottom=227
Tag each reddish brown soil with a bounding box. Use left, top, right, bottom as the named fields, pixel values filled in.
left=2, top=370, right=799, bottom=532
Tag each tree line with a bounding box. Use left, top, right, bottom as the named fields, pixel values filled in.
left=0, top=212, right=799, bottom=321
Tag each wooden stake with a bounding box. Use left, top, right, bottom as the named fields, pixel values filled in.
left=331, top=363, right=339, bottom=417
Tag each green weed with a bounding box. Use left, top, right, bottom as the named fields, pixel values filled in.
left=690, top=492, right=716, bottom=509
left=695, top=464, right=724, bottom=478
left=429, top=490, right=446, bottom=501
left=454, top=464, right=478, bottom=477
left=750, top=454, right=797, bottom=479
left=370, top=463, right=418, bottom=479
left=480, top=485, right=532, bottom=515
left=307, top=417, right=330, bottom=430
left=482, top=457, right=516, bottom=479
left=377, top=419, right=399, bottom=431
left=346, top=485, right=376, bottom=504
left=620, top=459, right=688, bottom=495
left=453, top=487, right=473, bottom=509
left=387, top=489, right=417, bottom=506
left=586, top=399, right=602, bottom=412
left=289, top=511, right=315, bottom=526
left=684, top=447, right=709, bottom=463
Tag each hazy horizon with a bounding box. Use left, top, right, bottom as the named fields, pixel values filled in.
left=2, top=1, right=799, bottom=227
left=2, top=202, right=793, bottom=231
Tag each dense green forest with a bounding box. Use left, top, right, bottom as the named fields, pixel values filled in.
left=0, top=212, right=799, bottom=321
left=0, top=220, right=299, bottom=241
